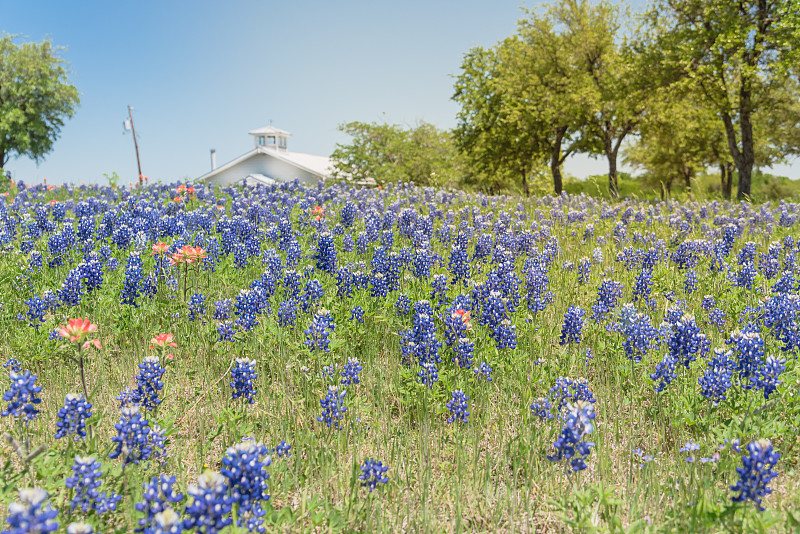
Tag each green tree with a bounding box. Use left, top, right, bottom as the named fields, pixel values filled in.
left=0, top=35, right=80, bottom=168
left=556, top=0, right=647, bottom=198
left=452, top=45, right=541, bottom=195
left=330, top=120, right=462, bottom=187
left=645, top=0, right=800, bottom=200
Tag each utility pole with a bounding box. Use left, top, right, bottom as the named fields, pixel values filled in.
left=128, top=105, right=143, bottom=185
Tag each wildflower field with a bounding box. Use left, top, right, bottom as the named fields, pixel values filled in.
left=1, top=178, right=799, bottom=533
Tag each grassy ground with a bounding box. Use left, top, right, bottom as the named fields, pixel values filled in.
left=0, top=180, right=798, bottom=533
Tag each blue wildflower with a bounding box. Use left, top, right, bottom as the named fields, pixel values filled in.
left=109, top=406, right=152, bottom=466
left=341, top=358, right=363, bottom=386
left=55, top=394, right=92, bottom=441
left=446, top=390, right=469, bottom=424
left=183, top=471, right=233, bottom=534
left=2, top=370, right=42, bottom=423
left=359, top=460, right=389, bottom=492
left=730, top=439, right=780, bottom=511
left=65, top=456, right=121, bottom=513
left=548, top=401, right=596, bottom=472
left=230, top=358, right=258, bottom=404
left=3, top=488, right=59, bottom=534
left=559, top=306, right=585, bottom=345
left=318, top=386, right=347, bottom=428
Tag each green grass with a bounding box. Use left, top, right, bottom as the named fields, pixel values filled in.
left=0, top=181, right=798, bottom=533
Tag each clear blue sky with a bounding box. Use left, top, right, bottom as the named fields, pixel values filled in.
left=3, top=0, right=797, bottom=185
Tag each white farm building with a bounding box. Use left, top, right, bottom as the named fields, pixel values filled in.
left=196, top=126, right=335, bottom=187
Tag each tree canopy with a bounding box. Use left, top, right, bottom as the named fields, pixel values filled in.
left=330, top=121, right=463, bottom=188
left=0, top=35, right=80, bottom=169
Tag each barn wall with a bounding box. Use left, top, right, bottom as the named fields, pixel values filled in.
left=203, top=153, right=321, bottom=186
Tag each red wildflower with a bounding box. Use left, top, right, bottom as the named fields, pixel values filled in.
left=150, top=333, right=177, bottom=349
left=58, top=318, right=101, bottom=349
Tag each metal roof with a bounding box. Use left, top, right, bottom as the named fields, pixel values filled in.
left=247, top=126, right=292, bottom=136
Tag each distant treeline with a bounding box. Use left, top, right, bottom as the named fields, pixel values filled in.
left=331, top=0, right=800, bottom=201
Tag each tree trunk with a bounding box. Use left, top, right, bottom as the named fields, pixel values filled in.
left=721, top=82, right=755, bottom=200
left=607, top=151, right=618, bottom=198
left=550, top=126, right=567, bottom=195
left=521, top=168, right=529, bottom=197
left=724, top=163, right=734, bottom=200
left=682, top=165, right=692, bottom=190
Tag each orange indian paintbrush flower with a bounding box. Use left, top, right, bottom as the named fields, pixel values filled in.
left=58, top=318, right=101, bottom=349
left=150, top=333, right=177, bottom=349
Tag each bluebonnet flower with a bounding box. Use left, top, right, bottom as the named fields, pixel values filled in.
left=109, top=406, right=152, bottom=465
left=335, top=268, right=355, bottom=299
left=734, top=262, right=757, bottom=290
left=315, top=232, right=337, bottom=273
left=701, top=295, right=716, bottom=310
left=454, top=337, right=475, bottom=370
left=698, top=349, right=735, bottom=405
left=59, top=268, right=85, bottom=307
left=3, top=358, right=22, bottom=373
left=651, top=352, right=678, bottom=393
left=221, top=441, right=271, bottom=532
left=274, top=441, right=291, bottom=458
left=117, top=387, right=141, bottom=409
left=668, top=314, right=707, bottom=369
left=121, top=254, right=144, bottom=307
left=632, top=267, right=653, bottom=306
left=217, top=321, right=238, bottom=344
left=148, top=425, right=169, bottom=467
left=135, top=475, right=184, bottom=534
left=349, top=306, right=364, bottom=323
left=359, top=460, right=389, bottom=492
left=78, top=256, right=104, bottom=292
left=183, top=471, right=233, bottom=534
left=548, top=377, right=596, bottom=417
left=318, top=386, right=347, bottom=428
left=212, top=299, right=233, bottom=320
left=756, top=356, right=786, bottom=399
left=616, top=305, right=660, bottom=362
left=395, top=293, right=411, bottom=315
left=473, top=361, right=492, bottom=381
left=341, top=358, right=363, bottom=386
left=559, top=306, right=585, bottom=345
left=230, top=358, right=258, bottom=404
left=709, top=308, right=726, bottom=330
left=684, top=270, right=698, bottom=295
left=730, top=439, right=780, bottom=511
left=577, top=257, right=591, bottom=284
left=447, top=242, right=470, bottom=284
left=135, top=356, right=165, bottom=411
left=234, top=289, right=260, bottom=332
left=530, top=397, right=554, bottom=420
left=188, top=293, right=205, bottom=322
left=727, top=327, right=764, bottom=389
left=412, top=247, right=435, bottom=279
left=590, top=280, right=624, bottom=322
left=446, top=390, right=469, bottom=424
left=277, top=299, right=298, bottom=328
left=763, top=293, right=800, bottom=352
left=55, top=394, right=92, bottom=441
left=305, top=309, right=335, bottom=353
left=300, top=279, right=324, bottom=313
left=2, top=370, right=42, bottom=423
left=548, top=401, right=596, bottom=472
left=340, top=202, right=356, bottom=228
left=369, top=271, right=388, bottom=298
left=65, top=456, right=121, bottom=513
left=3, top=488, right=59, bottom=534
left=28, top=250, right=43, bottom=273
left=23, top=295, right=47, bottom=329
left=524, top=256, right=554, bottom=315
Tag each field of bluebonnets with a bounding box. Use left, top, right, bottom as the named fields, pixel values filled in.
left=1, top=177, right=799, bottom=533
